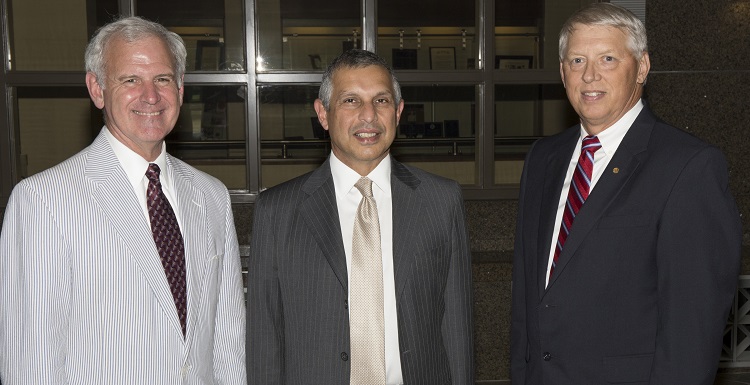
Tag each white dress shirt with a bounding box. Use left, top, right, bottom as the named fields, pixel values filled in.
left=102, top=127, right=182, bottom=228
left=545, top=100, right=644, bottom=286
left=330, top=152, right=404, bottom=385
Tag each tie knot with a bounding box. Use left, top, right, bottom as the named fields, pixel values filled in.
left=146, top=163, right=161, bottom=183
left=354, top=177, right=373, bottom=198
left=582, top=135, right=602, bottom=155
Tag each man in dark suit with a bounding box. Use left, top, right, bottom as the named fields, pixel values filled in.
left=247, top=49, right=474, bottom=384
left=511, top=3, right=742, bottom=385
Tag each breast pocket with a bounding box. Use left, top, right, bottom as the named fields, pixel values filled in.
left=413, top=242, right=450, bottom=273
left=598, top=214, right=651, bottom=229
left=195, top=253, right=224, bottom=322
left=409, top=242, right=451, bottom=298
left=202, top=254, right=223, bottom=296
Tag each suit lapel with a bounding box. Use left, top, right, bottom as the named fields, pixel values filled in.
left=537, top=128, right=579, bottom=298
left=298, top=158, right=421, bottom=296
left=299, top=160, right=349, bottom=290
left=391, top=160, right=422, bottom=298
left=168, top=156, right=209, bottom=341
left=86, top=132, right=184, bottom=334
left=545, top=108, right=654, bottom=290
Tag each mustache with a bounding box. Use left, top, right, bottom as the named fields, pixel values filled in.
left=350, top=122, right=385, bottom=132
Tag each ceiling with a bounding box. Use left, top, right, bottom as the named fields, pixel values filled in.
left=130, top=0, right=543, bottom=28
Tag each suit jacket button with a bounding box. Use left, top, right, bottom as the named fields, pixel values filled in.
left=345, top=299, right=348, bottom=309
left=341, top=352, right=349, bottom=361
left=543, top=352, right=552, bottom=361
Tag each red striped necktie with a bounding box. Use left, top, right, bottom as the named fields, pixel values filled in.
left=549, top=135, right=602, bottom=279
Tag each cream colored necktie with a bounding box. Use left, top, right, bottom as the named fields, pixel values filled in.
left=349, top=177, right=386, bottom=385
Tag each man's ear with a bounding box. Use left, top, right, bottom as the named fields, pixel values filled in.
left=637, top=52, right=651, bottom=85
left=395, top=99, right=405, bottom=125
left=86, top=72, right=105, bottom=109
left=313, top=99, right=328, bottom=130
left=559, top=61, right=566, bottom=88
left=178, top=75, right=185, bottom=105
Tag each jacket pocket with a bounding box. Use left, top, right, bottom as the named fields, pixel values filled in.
left=603, top=353, right=654, bottom=383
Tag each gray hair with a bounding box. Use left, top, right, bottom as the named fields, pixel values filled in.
left=85, top=16, right=187, bottom=88
left=559, top=3, right=648, bottom=61
left=318, top=49, right=401, bottom=110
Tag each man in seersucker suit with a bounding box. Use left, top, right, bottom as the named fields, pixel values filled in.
left=0, top=16, right=246, bottom=384
left=247, top=49, right=474, bottom=385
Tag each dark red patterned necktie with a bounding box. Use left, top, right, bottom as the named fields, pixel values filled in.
left=146, top=163, right=187, bottom=336
left=549, top=135, right=602, bottom=279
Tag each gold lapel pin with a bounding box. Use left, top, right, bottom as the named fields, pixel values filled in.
left=613, top=167, right=620, bottom=174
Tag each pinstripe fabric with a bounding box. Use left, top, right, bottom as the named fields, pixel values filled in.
left=248, top=158, right=474, bottom=385
left=0, top=128, right=246, bottom=384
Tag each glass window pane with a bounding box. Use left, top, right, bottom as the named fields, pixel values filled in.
left=259, top=85, right=328, bottom=188
left=17, top=86, right=247, bottom=190
left=138, top=0, right=246, bottom=72
left=17, top=87, right=101, bottom=177
left=259, top=84, right=476, bottom=188
left=168, top=85, right=248, bottom=190
left=256, top=0, right=360, bottom=71
left=495, top=0, right=597, bottom=70
left=494, top=0, right=542, bottom=70
left=378, top=0, right=476, bottom=70
left=10, top=0, right=117, bottom=71
left=394, top=85, right=477, bottom=185
left=494, top=84, right=578, bottom=184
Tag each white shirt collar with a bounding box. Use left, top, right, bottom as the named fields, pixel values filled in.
left=102, top=126, right=170, bottom=190
left=580, top=99, right=643, bottom=156
left=329, top=152, right=392, bottom=200
left=579, top=99, right=643, bottom=156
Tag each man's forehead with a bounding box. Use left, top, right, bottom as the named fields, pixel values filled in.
left=332, top=66, right=392, bottom=89
left=569, top=24, right=629, bottom=40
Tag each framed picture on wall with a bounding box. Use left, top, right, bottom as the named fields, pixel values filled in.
left=402, top=103, right=425, bottom=125
left=430, top=47, right=456, bottom=70
left=195, top=40, right=226, bottom=71
left=495, top=55, right=533, bottom=70
left=392, top=48, right=418, bottom=69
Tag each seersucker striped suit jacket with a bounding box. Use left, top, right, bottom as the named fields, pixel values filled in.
left=0, top=128, right=246, bottom=384
left=247, top=157, right=474, bottom=385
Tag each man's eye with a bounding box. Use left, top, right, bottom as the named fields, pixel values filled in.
left=572, top=58, right=584, bottom=64
left=604, top=56, right=615, bottom=62
left=375, top=98, right=390, bottom=104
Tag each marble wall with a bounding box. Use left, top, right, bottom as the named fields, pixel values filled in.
left=646, top=0, right=750, bottom=253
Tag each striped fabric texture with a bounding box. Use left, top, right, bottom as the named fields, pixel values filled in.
left=247, top=158, right=474, bottom=385
left=550, top=135, right=601, bottom=278
left=0, top=129, right=246, bottom=384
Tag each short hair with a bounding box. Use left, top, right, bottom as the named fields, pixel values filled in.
left=559, top=3, right=648, bottom=61
left=318, top=49, right=401, bottom=110
left=85, top=16, right=187, bottom=89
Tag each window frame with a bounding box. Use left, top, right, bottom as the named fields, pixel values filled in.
left=0, top=0, right=582, bottom=208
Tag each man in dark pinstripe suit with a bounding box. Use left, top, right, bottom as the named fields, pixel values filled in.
left=247, top=49, right=474, bottom=384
